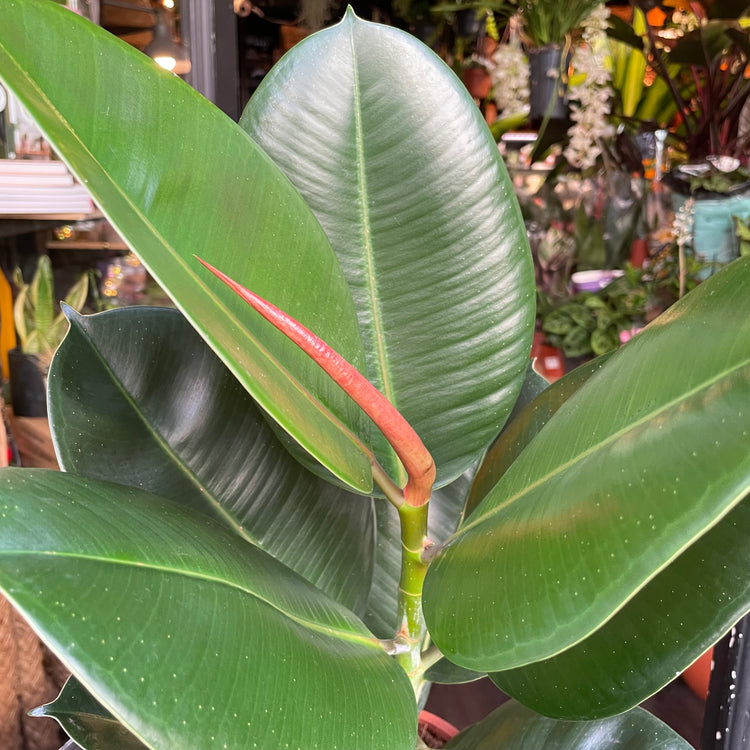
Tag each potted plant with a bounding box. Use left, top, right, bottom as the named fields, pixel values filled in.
left=626, top=0, right=750, bottom=162
left=9, top=254, right=89, bottom=417
left=0, top=3, right=749, bottom=749
left=514, top=0, right=604, bottom=120
left=6, top=254, right=89, bottom=469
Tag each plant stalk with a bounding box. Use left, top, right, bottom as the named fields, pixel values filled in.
left=395, top=500, right=431, bottom=693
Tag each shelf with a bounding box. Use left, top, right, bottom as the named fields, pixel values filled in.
left=45, top=240, right=129, bottom=251
left=0, top=212, right=98, bottom=221
left=0, top=212, right=102, bottom=239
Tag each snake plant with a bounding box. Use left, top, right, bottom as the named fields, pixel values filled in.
left=13, top=254, right=88, bottom=358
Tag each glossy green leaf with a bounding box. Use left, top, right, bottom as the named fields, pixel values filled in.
left=0, top=471, right=416, bottom=750
left=48, top=306, right=375, bottom=613
left=424, top=658, right=484, bottom=685
left=465, top=355, right=612, bottom=520
left=490, top=495, right=750, bottom=718
left=32, top=677, right=148, bottom=750
left=424, top=257, right=750, bottom=674
left=424, top=367, right=549, bottom=686
left=445, top=701, right=692, bottom=749
left=0, top=0, right=371, bottom=491
left=508, top=364, right=551, bottom=418
left=241, top=10, right=536, bottom=489
left=433, top=357, right=606, bottom=691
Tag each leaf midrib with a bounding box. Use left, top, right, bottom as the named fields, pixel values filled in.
left=1, top=548, right=380, bottom=649
left=460, top=355, right=750, bottom=534
left=68, top=311, right=256, bottom=545
left=348, top=23, right=404, bottom=485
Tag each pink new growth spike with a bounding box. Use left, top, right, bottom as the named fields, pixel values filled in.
left=198, top=258, right=435, bottom=507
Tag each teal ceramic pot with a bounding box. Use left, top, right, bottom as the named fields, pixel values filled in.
left=667, top=170, right=750, bottom=273
left=677, top=191, right=750, bottom=269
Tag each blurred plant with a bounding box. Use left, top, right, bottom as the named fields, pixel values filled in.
left=622, top=0, right=750, bottom=161
left=425, top=0, right=509, bottom=66
left=539, top=234, right=712, bottom=359
left=675, top=162, right=750, bottom=194
left=489, top=20, right=530, bottom=117
left=646, top=230, right=708, bottom=304
left=608, top=9, right=678, bottom=129
left=564, top=4, right=615, bottom=169
left=515, top=0, right=605, bottom=48
left=488, top=3, right=615, bottom=168
left=519, top=169, right=642, bottom=298
left=733, top=214, right=750, bottom=256
left=538, top=272, right=646, bottom=358
left=527, top=222, right=577, bottom=300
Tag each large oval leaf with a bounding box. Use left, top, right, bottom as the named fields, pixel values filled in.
left=0, top=0, right=371, bottom=491
left=464, top=356, right=611, bottom=520
left=445, top=701, right=692, bottom=749
left=424, top=256, right=750, bottom=673
left=241, top=11, right=535, bottom=489
left=424, top=362, right=606, bottom=688
left=48, top=306, right=375, bottom=614
left=489, top=495, right=750, bottom=718
left=0, top=471, right=416, bottom=750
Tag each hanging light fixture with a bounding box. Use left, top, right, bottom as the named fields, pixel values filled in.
left=143, top=4, right=191, bottom=75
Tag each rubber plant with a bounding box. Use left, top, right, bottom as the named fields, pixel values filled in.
left=0, top=3, right=749, bottom=749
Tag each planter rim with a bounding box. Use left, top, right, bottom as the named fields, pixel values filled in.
left=419, top=709, right=460, bottom=744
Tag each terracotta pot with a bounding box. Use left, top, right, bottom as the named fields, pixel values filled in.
left=418, top=710, right=459, bottom=747
left=531, top=330, right=565, bottom=382
left=462, top=67, right=491, bottom=100
left=682, top=647, right=712, bottom=701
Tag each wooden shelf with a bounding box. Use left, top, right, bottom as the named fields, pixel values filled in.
left=0, top=212, right=102, bottom=239
left=45, top=240, right=129, bottom=251
left=0, top=211, right=100, bottom=221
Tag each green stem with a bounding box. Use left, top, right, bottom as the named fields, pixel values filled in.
left=372, top=459, right=405, bottom=509
left=395, top=500, right=430, bottom=692
left=419, top=643, right=444, bottom=674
